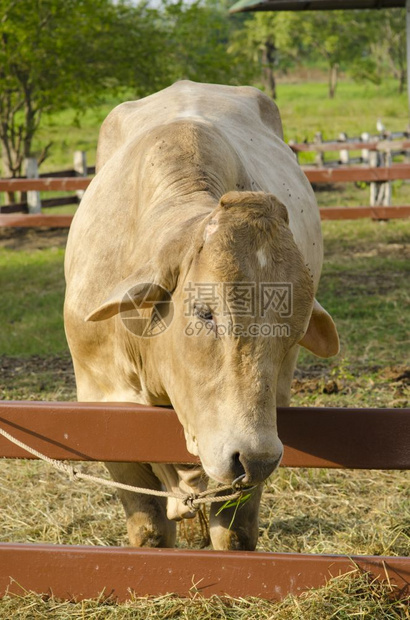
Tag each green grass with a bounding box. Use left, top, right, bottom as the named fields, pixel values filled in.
left=0, top=246, right=66, bottom=356
left=278, top=79, right=408, bottom=143
left=314, top=181, right=410, bottom=208
left=299, top=219, right=410, bottom=367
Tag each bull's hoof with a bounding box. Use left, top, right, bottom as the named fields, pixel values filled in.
left=126, top=513, right=176, bottom=548
left=209, top=524, right=258, bottom=551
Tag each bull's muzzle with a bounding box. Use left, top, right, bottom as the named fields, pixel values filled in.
left=199, top=431, right=283, bottom=486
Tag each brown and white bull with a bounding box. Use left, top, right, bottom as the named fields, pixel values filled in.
left=64, top=81, right=339, bottom=551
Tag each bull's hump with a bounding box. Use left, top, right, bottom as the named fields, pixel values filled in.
left=99, top=82, right=282, bottom=156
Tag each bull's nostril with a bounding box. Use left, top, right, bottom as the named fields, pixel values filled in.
left=238, top=453, right=282, bottom=485
left=232, top=452, right=246, bottom=480
left=230, top=450, right=282, bottom=486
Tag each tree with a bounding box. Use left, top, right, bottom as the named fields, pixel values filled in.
left=287, top=9, right=405, bottom=98
left=230, top=13, right=279, bottom=99
left=294, top=10, right=376, bottom=99
left=0, top=0, right=165, bottom=180
left=228, top=11, right=308, bottom=99
left=368, top=8, right=406, bottom=93
left=159, top=0, right=252, bottom=87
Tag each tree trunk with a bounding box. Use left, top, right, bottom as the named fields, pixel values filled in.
left=399, top=67, right=405, bottom=94
left=328, top=63, right=339, bottom=99
left=261, top=39, right=277, bottom=100
left=1, top=146, right=16, bottom=205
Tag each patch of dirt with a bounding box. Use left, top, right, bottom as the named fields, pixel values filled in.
left=0, top=354, right=73, bottom=379
left=0, top=354, right=76, bottom=397
left=291, top=364, right=410, bottom=396
left=320, top=269, right=405, bottom=295
left=292, top=377, right=336, bottom=396
left=350, top=243, right=410, bottom=260
left=0, top=227, right=68, bottom=250
left=324, top=239, right=410, bottom=262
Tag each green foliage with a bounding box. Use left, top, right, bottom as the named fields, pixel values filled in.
left=228, top=12, right=300, bottom=98
left=159, top=0, right=250, bottom=86
left=0, top=0, right=165, bottom=176
left=369, top=8, right=407, bottom=93
left=215, top=490, right=254, bottom=529
left=228, top=7, right=406, bottom=98
left=285, top=10, right=384, bottom=98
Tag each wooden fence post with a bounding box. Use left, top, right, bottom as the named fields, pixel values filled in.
left=382, top=149, right=392, bottom=207
left=338, top=132, right=349, bottom=165
left=74, top=151, right=87, bottom=201
left=369, top=151, right=381, bottom=207
left=369, top=149, right=392, bottom=207
left=314, top=132, right=324, bottom=167
left=25, top=158, right=41, bottom=214
left=361, top=132, right=370, bottom=164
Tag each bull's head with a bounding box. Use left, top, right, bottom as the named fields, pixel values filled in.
left=86, top=192, right=339, bottom=486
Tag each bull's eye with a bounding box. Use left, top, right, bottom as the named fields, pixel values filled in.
left=194, top=302, right=213, bottom=322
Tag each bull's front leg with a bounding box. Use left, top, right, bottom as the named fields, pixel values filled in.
left=105, top=462, right=176, bottom=548
left=209, top=484, right=264, bottom=551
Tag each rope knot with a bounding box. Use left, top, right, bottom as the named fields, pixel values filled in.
left=183, top=493, right=200, bottom=511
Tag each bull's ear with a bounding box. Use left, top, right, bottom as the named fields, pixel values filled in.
left=299, top=299, right=339, bottom=358
left=85, top=272, right=169, bottom=322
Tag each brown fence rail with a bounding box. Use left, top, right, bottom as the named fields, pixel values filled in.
left=0, top=214, right=74, bottom=227
left=1, top=164, right=410, bottom=226
left=1, top=206, right=410, bottom=229
left=0, top=400, right=409, bottom=601
left=0, top=177, right=90, bottom=192
left=319, top=205, right=410, bottom=220
left=1, top=402, right=409, bottom=468
left=290, top=139, right=410, bottom=154
left=305, top=163, right=410, bottom=183
left=2, top=544, right=409, bottom=602
left=1, top=165, right=410, bottom=191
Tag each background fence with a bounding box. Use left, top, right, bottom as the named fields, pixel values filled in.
left=1, top=138, right=410, bottom=226
left=0, top=401, right=409, bottom=601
